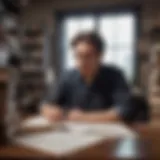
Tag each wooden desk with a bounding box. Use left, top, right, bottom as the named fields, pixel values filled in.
left=0, top=125, right=159, bottom=160
left=0, top=68, right=9, bottom=144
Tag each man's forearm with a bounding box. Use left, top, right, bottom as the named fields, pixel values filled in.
left=79, top=109, right=121, bottom=123
left=41, top=104, right=122, bottom=123
left=40, top=103, right=64, bottom=121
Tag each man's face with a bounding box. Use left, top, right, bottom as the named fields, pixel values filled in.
left=73, top=42, right=101, bottom=76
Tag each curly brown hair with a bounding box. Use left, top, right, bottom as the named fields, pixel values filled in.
left=71, top=31, right=104, bottom=54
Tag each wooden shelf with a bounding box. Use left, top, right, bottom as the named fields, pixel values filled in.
left=0, top=68, right=9, bottom=83
left=24, top=28, right=43, bottom=37
left=17, top=27, right=45, bottom=114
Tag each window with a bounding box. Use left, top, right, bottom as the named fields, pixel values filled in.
left=59, top=11, right=137, bottom=83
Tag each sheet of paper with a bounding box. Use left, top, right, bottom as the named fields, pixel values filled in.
left=21, top=116, right=53, bottom=128
left=15, top=131, right=104, bottom=156
left=15, top=122, right=137, bottom=156
left=65, top=122, right=137, bottom=138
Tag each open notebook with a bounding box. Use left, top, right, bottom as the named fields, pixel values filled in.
left=15, top=116, right=137, bottom=156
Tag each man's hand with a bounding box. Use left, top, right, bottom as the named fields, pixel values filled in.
left=67, top=109, right=84, bottom=121
left=40, top=104, right=63, bottom=122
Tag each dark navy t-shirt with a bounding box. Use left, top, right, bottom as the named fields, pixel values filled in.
left=46, top=65, right=131, bottom=120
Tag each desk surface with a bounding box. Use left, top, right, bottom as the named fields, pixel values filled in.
left=0, top=125, right=160, bottom=160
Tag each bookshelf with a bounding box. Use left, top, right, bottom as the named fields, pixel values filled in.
left=18, top=26, right=45, bottom=114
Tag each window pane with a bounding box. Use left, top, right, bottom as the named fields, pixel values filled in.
left=115, top=14, right=135, bottom=45
left=99, top=13, right=136, bottom=82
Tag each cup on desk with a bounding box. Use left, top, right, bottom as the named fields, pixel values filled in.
left=113, top=137, right=148, bottom=160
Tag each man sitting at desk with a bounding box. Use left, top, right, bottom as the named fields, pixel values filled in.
left=41, top=31, right=132, bottom=123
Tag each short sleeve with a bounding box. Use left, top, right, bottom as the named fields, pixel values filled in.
left=112, top=69, right=132, bottom=122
